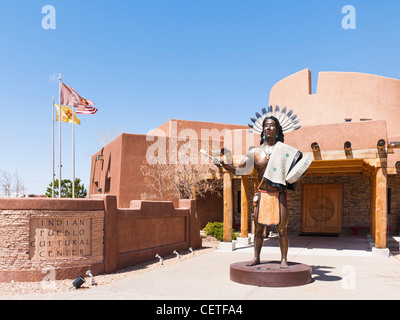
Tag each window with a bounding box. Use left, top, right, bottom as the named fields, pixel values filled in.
left=105, top=177, right=111, bottom=193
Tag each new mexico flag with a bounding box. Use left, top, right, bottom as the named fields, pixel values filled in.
left=55, top=104, right=81, bottom=125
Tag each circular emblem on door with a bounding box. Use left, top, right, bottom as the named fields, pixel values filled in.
left=308, top=197, right=335, bottom=222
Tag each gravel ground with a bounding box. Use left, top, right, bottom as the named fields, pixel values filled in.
left=0, top=236, right=220, bottom=297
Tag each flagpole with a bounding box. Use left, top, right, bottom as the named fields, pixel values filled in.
left=58, top=74, right=62, bottom=198
left=72, top=107, right=75, bottom=198
left=52, top=96, right=55, bottom=198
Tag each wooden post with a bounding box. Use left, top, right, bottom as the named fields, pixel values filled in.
left=240, top=175, right=249, bottom=238
left=373, top=167, right=387, bottom=248
left=223, top=170, right=233, bottom=242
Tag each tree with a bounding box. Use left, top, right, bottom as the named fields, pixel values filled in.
left=0, top=170, right=12, bottom=197
left=13, top=170, right=25, bottom=197
left=96, top=127, right=124, bottom=148
left=46, top=178, right=87, bottom=198
left=140, top=161, right=174, bottom=201
left=0, top=170, right=26, bottom=197
left=173, top=162, right=223, bottom=200
left=139, top=156, right=222, bottom=201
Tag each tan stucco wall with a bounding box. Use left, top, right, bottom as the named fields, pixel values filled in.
left=269, top=69, right=400, bottom=139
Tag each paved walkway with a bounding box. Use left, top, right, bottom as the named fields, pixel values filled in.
left=4, top=235, right=400, bottom=300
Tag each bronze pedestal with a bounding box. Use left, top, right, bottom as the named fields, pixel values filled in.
left=230, top=261, right=312, bottom=287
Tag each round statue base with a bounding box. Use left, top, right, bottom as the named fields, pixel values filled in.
left=230, top=261, right=312, bottom=287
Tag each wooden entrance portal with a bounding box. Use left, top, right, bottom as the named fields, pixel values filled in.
left=301, top=183, right=343, bottom=234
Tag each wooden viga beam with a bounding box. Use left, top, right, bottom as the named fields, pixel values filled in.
left=344, top=141, right=352, bottom=157
left=311, top=142, right=321, bottom=160
left=388, top=141, right=400, bottom=151
left=311, top=142, right=320, bottom=152
left=377, top=139, right=386, bottom=150
left=377, top=139, right=387, bottom=158
left=312, top=141, right=354, bottom=159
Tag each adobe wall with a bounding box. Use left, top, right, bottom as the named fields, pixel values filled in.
left=284, top=120, right=388, bottom=153
left=94, top=195, right=202, bottom=272
left=269, top=69, right=400, bottom=139
left=156, top=119, right=249, bottom=139
left=196, top=192, right=224, bottom=228
left=89, top=134, right=124, bottom=205
left=90, top=133, right=227, bottom=229
left=112, top=198, right=200, bottom=270
left=0, top=196, right=202, bottom=282
left=91, top=133, right=221, bottom=208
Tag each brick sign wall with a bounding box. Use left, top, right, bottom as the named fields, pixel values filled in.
left=0, top=197, right=202, bottom=282
left=29, top=218, right=92, bottom=259
left=0, top=199, right=105, bottom=282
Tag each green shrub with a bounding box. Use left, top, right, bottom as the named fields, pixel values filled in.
left=202, top=222, right=237, bottom=241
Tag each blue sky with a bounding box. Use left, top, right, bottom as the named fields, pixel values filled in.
left=0, top=0, right=399, bottom=195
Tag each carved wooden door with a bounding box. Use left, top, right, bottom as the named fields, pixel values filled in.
left=302, top=183, right=343, bottom=234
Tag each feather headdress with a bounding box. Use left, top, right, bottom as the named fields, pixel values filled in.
left=248, top=105, right=301, bottom=135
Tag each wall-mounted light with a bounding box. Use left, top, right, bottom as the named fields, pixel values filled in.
left=96, top=155, right=105, bottom=161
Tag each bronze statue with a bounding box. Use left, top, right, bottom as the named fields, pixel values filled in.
left=216, top=106, right=311, bottom=269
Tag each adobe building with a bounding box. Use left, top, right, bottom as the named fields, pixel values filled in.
left=89, top=119, right=249, bottom=227
left=90, top=68, right=400, bottom=250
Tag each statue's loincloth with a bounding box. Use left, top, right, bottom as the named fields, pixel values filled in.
left=255, top=190, right=286, bottom=226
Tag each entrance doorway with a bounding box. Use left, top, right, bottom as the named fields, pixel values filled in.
left=302, top=183, right=343, bottom=234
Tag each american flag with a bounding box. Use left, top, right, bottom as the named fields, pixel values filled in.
left=75, top=106, right=98, bottom=115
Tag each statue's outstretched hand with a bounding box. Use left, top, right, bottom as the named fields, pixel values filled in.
left=212, top=158, right=222, bottom=167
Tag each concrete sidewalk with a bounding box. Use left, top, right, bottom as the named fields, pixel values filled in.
left=4, top=235, right=400, bottom=300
